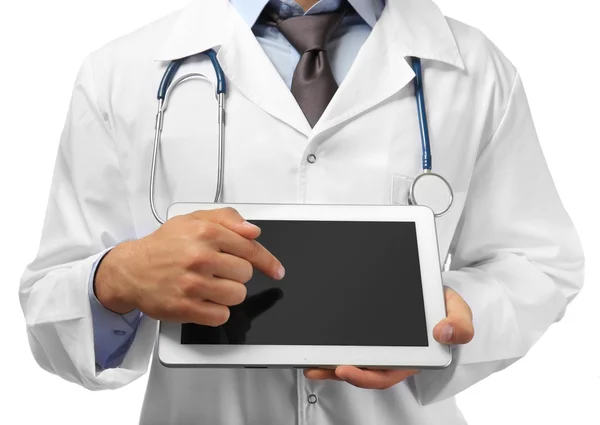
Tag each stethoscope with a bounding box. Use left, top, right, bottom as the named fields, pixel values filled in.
left=150, top=49, right=453, bottom=224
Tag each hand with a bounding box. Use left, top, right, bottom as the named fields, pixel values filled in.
left=304, top=286, right=474, bottom=389
left=94, top=207, right=285, bottom=326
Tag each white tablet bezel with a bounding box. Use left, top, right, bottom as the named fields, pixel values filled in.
left=158, top=202, right=451, bottom=369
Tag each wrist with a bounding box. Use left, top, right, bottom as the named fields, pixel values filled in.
left=94, top=241, right=139, bottom=314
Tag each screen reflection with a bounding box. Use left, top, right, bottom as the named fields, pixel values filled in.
left=181, top=288, right=284, bottom=344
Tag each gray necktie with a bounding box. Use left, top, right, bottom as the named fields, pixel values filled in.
left=263, top=9, right=346, bottom=127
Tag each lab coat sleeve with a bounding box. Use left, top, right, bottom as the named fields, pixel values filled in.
left=18, top=55, right=157, bottom=390
left=412, top=73, right=585, bottom=404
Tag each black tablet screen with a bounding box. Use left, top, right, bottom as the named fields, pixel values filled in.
left=181, top=220, right=429, bottom=347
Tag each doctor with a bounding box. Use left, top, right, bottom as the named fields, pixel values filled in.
left=20, top=0, right=584, bottom=424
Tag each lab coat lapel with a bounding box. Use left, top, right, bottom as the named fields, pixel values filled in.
left=313, top=5, right=415, bottom=134
left=313, top=0, right=466, bottom=135
left=154, top=0, right=229, bottom=62
left=218, top=3, right=312, bottom=137
left=153, top=0, right=311, bottom=137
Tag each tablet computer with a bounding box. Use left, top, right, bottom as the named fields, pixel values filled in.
left=158, top=203, right=451, bottom=370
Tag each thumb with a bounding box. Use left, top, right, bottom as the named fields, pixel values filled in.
left=433, top=287, right=474, bottom=345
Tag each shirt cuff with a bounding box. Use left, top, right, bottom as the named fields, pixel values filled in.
left=88, top=247, right=143, bottom=369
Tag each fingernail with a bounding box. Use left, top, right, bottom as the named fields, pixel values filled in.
left=440, top=324, right=454, bottom=343
left=275, top=265, right=286, bottom=280
left=242, top=221, right=259, bottom=230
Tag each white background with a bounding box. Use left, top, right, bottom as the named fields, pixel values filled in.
left=1, top=0, right=598, bottom=423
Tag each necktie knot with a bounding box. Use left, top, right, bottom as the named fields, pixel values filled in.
left=277, top=12, right=345, bottom=54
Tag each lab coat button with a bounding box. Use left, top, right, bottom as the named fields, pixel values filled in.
left=307, top=154, right=317, bottom=163
left=308, top=394, right=318, bottom=404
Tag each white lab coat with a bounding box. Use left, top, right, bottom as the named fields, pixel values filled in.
left=19, top=0, right=585, bottom=423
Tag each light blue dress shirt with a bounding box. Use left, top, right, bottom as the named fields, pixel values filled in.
left=89, top=248, right=143, bottom=369
left=90, top=0, right=385, bottom=370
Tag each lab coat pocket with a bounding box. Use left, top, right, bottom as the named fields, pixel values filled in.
left=390, top=173, right=467, bottom=263
left=390, top=174, right=414, bottom=206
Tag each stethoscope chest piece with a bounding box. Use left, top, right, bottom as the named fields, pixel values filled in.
left=409, top=172, right=453, bottom=217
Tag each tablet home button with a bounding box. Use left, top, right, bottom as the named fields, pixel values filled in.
left=307, top=394, right=318, bottom=404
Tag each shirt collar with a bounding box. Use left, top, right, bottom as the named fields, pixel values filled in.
left=154, top=0, right=464, bottom=70
left=229, top=0, right=384, bottom=28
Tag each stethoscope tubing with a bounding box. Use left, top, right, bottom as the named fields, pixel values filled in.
left=408, top=57, right=453, bottom=217
left=150, top=49, right=226, bottom=224
left=410, top=57, right=432, bottom=172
